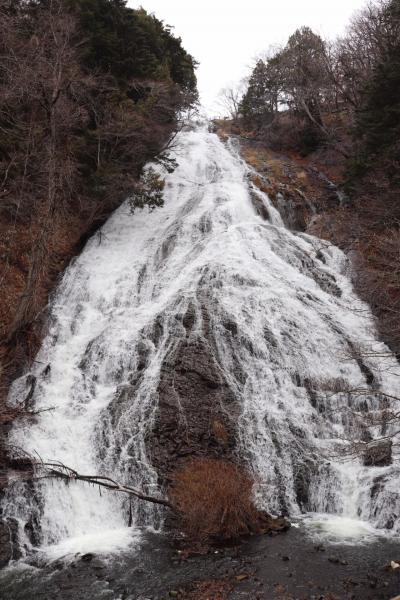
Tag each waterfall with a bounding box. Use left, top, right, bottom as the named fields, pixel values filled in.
left=3, top=121, right=400, bottom=556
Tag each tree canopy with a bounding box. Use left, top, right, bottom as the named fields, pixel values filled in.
left=355, top=0, right=400, bottom=179
left=0, top=0, right=197, bottom=348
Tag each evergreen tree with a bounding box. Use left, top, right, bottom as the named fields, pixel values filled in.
left=240, top=60, right=278, bottom=128
left=278, top=27, right=328, bottom=125
left=65, top=0, right=197, bottom=92
left=355, top=0, right=400, bottom=178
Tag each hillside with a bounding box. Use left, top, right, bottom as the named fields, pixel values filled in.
left=0, top=0, right=197, bottom=412
left=218, top=0, right=400, bottom=358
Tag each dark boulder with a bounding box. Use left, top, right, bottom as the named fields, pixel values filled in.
left=363, top=440, right=392, bottom=467
left=0, top=518, right=21, bottom=567
left=148, top=303, right=241, bottom=480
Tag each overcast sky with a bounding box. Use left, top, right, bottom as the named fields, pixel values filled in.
left=128, top=0, right=367, bottom=114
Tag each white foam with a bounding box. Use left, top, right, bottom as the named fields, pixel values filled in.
left=42, top=527, right=139, bottom=560
left=301, top=513, right=384, bottom=545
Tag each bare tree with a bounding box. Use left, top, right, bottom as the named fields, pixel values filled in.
left=326, top=0, right=400, bottom=111
left=0, top=0, right=97, bottom=338
left=217, top=81, right=246, bottom=120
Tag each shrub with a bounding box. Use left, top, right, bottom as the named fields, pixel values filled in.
left=169, top=458, right=260, bottom=541
left=129, top=167, right=165, bottom=212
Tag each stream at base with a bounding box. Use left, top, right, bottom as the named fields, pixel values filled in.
left=1, top=526, right=399, bottom=600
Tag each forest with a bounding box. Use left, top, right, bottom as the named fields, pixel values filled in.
left=0, top=0, right=197, bottom=392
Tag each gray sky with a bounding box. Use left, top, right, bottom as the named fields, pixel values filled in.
left=128, top=0, right=367, bottom=114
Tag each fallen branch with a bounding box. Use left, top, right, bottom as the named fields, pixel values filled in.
left=0, top=404, right=55, bottom=426
left=31, top=459, right=174, bottom=510
left=7, top=447, right=176, bottom=511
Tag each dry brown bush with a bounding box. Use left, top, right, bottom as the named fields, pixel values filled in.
left=211, top=419, right=230, bottom=446
left=169, top=458, right=260, bottom=541
left=176, top=579, right=233, bottom=600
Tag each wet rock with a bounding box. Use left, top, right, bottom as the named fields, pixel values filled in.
left=24, top=511, right=42, bottom=546
left=274, top=191, right=309, bottom=231
left=263, top=325, right=278, bottom=348
left=81, top=553, right=95, bottom=562
left=293, top=460, right=316, bottom=510
left=363, top=440, right=392, bottom=467
left=303, top=377, right=319, bottom=410
left=257, top=513, right=291, bottom=535
left=222, top=319, right=238, bottom=336
left=346, top=340, right=376, bottom=386
left=328, top=556, right=348, bottom=566
left=249, top=190, right=270, bottom=221
left=182, top=303, right=196, bottom=331
left=149, top=304, right=241, bottom=480
left=0, top=518, right=21, bottom=567
left=312, top=270, right=342, bottom=298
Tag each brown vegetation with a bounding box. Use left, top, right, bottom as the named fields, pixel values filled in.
left=211, top=419, right=230, bottom=446
left=308, top=173, right=400, bottom=355
left=174, top=580, right=233, bottom=600
left=169, top=458, right=261, bottom=542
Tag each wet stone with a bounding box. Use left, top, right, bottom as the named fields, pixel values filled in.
left=0, top=518, right=21, bottom=567
left=363, top=440, right=392, bottom=467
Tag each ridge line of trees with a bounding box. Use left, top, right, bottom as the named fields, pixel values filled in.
left=223, top=0, right=399, bottom=169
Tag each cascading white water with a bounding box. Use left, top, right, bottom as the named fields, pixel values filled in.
left=3, top=121, right=400, bottom=556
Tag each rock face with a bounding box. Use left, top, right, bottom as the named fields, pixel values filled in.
left=148, top=303, right=240, bottom=480
left=363, top=440, right=392, bottom=467
left=0, top=518, right=20, bottom=567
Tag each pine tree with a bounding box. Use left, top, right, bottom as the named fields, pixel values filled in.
left=65, top=0, right=197, bottom=91
left=240, top=60, right=277, bottom=128
left=354, top=0, right=400, bottom=180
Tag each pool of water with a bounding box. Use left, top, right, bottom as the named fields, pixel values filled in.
left=299, top=513, right=387, bottom=545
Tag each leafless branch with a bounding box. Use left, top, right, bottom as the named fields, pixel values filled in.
left=12, top=454, right=175, bottom=511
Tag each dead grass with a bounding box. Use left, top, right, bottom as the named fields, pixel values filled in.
left=211, top=420, right=230, bottom=446
left=169, top=458, right=259, bottom=542
left=175, top=580, right=233, bottom=600
left=241, top=146, right=271, bottom=172
left=242, top=146, right=290, bottom=185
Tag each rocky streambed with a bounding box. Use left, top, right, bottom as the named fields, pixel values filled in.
left=1, top=526, right=400, bottom=600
